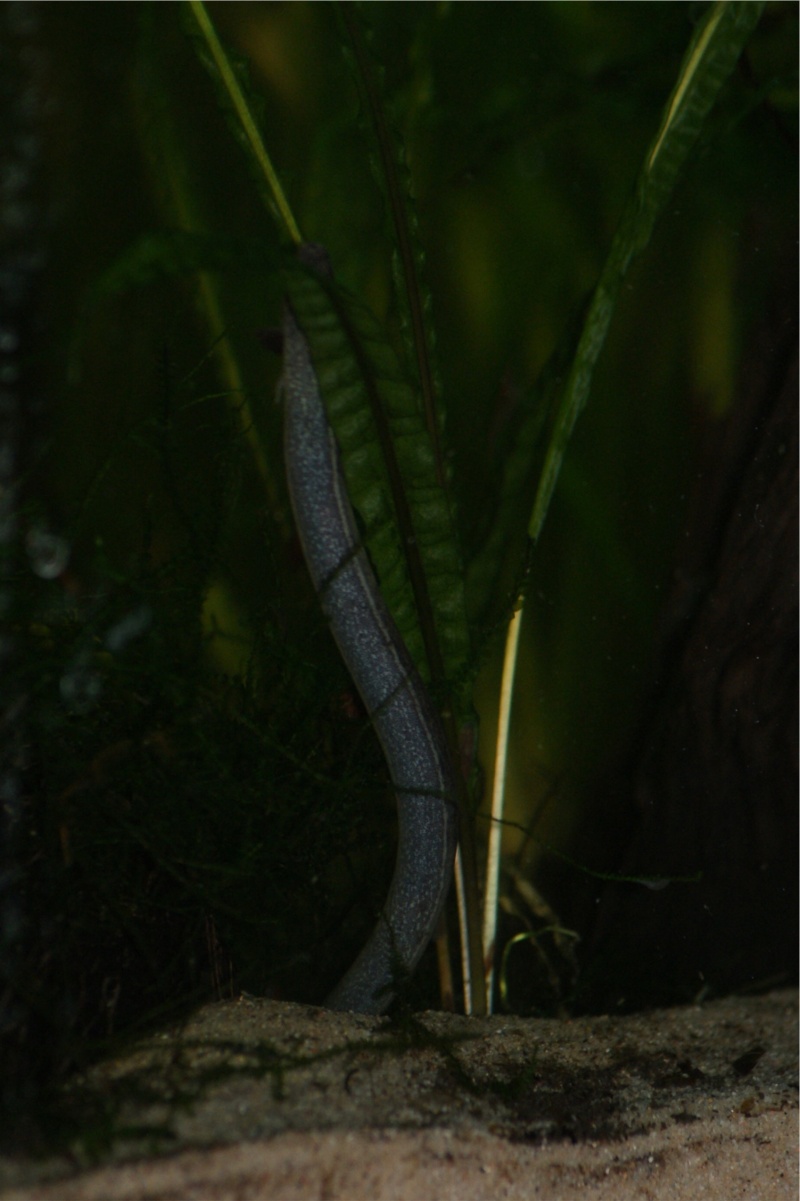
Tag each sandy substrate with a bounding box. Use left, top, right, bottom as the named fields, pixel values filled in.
left=1, top=989, right=796, bottom=1201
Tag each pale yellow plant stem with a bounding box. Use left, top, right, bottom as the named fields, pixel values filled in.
left=482, top=601, right=524, bottom=1013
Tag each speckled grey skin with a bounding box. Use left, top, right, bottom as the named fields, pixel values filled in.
left=282, top=251, right=457, bottom=1013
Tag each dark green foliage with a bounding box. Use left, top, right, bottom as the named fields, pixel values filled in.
left=284, top=251, right=471, bottom=709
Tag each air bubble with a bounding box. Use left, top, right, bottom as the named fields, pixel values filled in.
left=60, top=662, right=102, bottom=714
left=0, top=327, right=19, bottom=354
left=26, top=524, right=70, bottom=579
left=105, top=605, right=152, bottom=653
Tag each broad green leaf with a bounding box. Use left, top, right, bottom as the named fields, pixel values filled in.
left=284, top=254, right=472, bottom=712
left=338, top=6, right=444, bottom=475
left=527, top=0, right=764, bottom=545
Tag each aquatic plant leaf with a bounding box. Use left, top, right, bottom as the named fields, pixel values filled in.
left=527, top=0, right=764, bottom=545
left=285, top=253, right=472, bottom=711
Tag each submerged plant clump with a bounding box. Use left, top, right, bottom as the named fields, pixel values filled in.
left=19, top=542, right=314, bottom=1030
